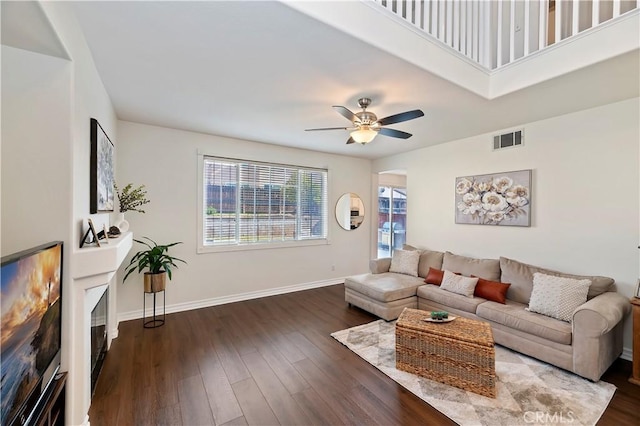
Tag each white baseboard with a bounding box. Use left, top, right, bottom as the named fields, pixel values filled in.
left=621, top=346, right=632, bottom=361
left=117, top=277, right=345, bottom=323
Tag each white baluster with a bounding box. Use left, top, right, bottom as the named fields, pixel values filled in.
left=592, top=0, right=600, bottom=27
left=524, top=0, right=530, bottom=56
left=483, top=0, right=491, bottom=68
left=467, top=1, right=473, bottom=56
left=613, top=0, right=621, bottom=18
left=497, top=0, right=503, bottom=67
left=407, top=0, right=414, bottom=24
left=473, top=0, right=479, bottom=62
left=539, top=0, right=548, bottom=49
left=572, top=0, right=579, bottom=35
left=431, top=0, right=438, bottom=38
left=416, top=0, right=423, bottom=29
left=439, top=0, right=446, bottom=42
left=446, top=0, right=453, bottom=46
left=509, top=0, right=516, bottom=63
left=555, top=0, right=562, bottom=43
left=453, top=0, right=460, bottom=51
left=424, top=0, right=431, bottom=32
left=460, top=0, right=467, bottom=55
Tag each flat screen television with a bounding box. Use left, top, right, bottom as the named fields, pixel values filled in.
left=1, top=241, right=63, bottom=426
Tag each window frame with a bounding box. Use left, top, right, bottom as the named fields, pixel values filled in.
left=197, top=154, right=330, bottom=253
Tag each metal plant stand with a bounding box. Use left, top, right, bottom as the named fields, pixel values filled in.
left=143, top=289, right=165, bottom=328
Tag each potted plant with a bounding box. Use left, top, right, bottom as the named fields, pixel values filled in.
left=123, top=237, right=186, bottom=292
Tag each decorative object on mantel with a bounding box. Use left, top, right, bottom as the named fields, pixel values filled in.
left=455, top=169, right=531, bottom=226
left=90, top=118, right=115, bottom=214
left=80, top=218, right=101, bottom=248
left=114, top=183, right=150, bottom=232
left=107, top=226, right=121, bottom=238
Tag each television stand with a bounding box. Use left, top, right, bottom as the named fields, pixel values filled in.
left=35, top=372, right=67, bottom=426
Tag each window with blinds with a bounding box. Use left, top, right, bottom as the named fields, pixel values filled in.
left=202, top=156, right=328, bottom=247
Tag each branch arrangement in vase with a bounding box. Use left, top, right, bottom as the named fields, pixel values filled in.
left=115, top=183, right=150, bottom=213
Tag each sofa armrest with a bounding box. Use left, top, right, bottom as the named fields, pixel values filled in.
left=572, top=291, right=630, bottom=381
left=370, top=258, right=391, bottom=274
left=573, top=291, right=630, bottom=336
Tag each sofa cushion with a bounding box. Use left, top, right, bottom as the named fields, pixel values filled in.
left=473, top=276, right=511, bottom=304
left=499, top=256, right=614, bottom=304
left=424, top=267, right=444, bottom=285
left=417, top=284, right=487, bottom=314
left=442, top=251, right=501, bottom=281
left=403, top=245, right=444, bottom=278
left=476, top=299, right=572, bottom=345
left=389, top=249, right=420, bottom=277
left=344, top=273, right=424, bottom=302
left=440, top=270, right=479, bottom=298
left=527, top=273, right=590, bottom=322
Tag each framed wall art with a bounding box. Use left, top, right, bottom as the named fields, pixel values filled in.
left=90, top=118, right=115, bottom=213
left=455, top=169, right=532, bottom=227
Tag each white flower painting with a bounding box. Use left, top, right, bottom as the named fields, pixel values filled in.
left=455, top=170, right=531, bottom=226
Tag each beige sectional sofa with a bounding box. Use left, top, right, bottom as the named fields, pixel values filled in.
left=344, top=248, right=630, bottom=381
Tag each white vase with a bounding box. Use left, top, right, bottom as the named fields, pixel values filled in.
left=116, top=212, right=129, bottom=232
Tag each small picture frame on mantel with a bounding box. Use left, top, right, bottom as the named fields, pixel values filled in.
left=635, top=279, right=640, bottom=299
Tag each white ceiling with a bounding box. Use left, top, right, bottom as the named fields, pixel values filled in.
left=61, top=1, right=640, bottom=159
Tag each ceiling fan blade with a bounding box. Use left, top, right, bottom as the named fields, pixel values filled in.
left=333, top=106, right=359, bottom=123
left=346, top=137, right=356, bottom=144
left=305, top=127, right=351, bottom=131
left=376, top=109, right=424, bottom=126
left=378, top=127, right=412, bottom=139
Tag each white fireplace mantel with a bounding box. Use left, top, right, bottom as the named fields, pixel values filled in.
left=68, top=231, right=132, bottom=425
left=72, top=231, right=133, bottom=288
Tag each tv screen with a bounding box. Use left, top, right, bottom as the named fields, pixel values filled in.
left=1, top=241, right=63, bottom=425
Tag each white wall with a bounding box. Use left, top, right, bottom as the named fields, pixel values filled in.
left=5, top=3, right=120, bottom=425
left=373, top=97, right=640, bottom=355
left=116, top=121, right=372, bottom=317
left=1, top=46, right=73, bottom=255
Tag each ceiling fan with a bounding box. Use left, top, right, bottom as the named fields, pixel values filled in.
left=306, top=98, right=424, bottom=145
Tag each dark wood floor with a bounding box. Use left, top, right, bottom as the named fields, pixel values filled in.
left=89, top=284, right=639, bottom=425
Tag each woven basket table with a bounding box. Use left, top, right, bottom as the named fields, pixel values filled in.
left=396, top=308, right=496, bottom=398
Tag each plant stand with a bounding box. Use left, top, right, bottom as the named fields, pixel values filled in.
left=143, top=289, right=165, bottom=328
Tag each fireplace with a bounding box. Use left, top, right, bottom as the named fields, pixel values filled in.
left=90, top=289, right=108, bottom=395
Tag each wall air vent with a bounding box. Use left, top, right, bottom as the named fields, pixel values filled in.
left=493, top=129, right=523, bottom=150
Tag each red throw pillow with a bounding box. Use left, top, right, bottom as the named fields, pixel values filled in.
left=424, top=267, right=445, bottom=285
left=472, top=276, right=511, bottom=304
left=424, top=268, right=461, bottom=285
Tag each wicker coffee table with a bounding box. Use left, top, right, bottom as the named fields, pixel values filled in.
left=396, top=308, right=496, bottom=397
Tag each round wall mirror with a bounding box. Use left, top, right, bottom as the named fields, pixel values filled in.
left=336, top=193, right=365, bottom=230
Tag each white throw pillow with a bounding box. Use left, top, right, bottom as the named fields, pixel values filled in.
left=527, top=272, right=591, bottom=322
left=440, top=270, right=479, bottom=298
left=389, top=249, right=420, bottom=277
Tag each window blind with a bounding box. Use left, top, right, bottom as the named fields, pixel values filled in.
left=202, top=157, right=327, bottom=246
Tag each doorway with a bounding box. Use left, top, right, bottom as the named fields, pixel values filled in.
left=377, top=185, right=407, bottom=258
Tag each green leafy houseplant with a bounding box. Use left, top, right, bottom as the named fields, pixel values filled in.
left=123, top=237, right=186, bottom=292
left=115, top=183, right=150, bottom=213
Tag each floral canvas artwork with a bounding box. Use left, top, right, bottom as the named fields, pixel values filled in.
left=455, top=169, right=531, bottom=226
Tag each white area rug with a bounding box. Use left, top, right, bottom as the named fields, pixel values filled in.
left=331, top=320, right=616, bottom=426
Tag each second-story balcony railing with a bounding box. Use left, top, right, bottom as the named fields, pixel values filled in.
left=374, top=0, right=639, bottom=70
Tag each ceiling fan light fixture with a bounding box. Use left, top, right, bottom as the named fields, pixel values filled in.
left=350, top=127, right=378, bottom=144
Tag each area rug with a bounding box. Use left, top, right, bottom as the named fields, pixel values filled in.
left=331, top=320, right=616, bottom=426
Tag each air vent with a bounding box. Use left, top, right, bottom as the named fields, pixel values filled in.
left=493, top=129, right=523, bottom=150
